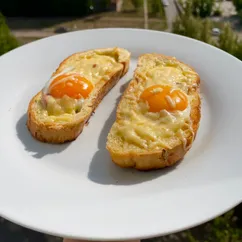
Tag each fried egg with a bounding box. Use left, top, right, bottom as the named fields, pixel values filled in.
left=140, top=84, right=188, bottom=112
left=111, top=55, right=199, bottom=151
left=39, top=51, right=123, bottom=119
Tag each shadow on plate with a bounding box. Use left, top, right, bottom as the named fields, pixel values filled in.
left=88, top=82, right=179, bottom=186
left=16, top=113, right=69, bottom=159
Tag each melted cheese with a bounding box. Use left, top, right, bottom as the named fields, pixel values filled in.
left=56, top=53, right=122, bottom=85
left=146, top=66, right=185, bottom=87
left=43, top=53, right=122, bottom=95
left=116, top=102, right=192, bottom=149
left=37, top=52, right=123, bottom=122
left=113, top=59, right=197, bottom=150
left=35, top=96, right=77, bottom=123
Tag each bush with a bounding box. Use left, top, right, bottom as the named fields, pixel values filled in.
left=239, top=9, right=242, bottom=20
left=131, top=0, right=143, bottom=9
left=213, top=6, right=222, bottom=17
left=172, top=14, right=213, bottom=44
left=191, top=0, right=215, bottom=18
left=0, top=13, right=19, bottom=56
left=173, top=14, right=202, bottom=40
left=172, top=14, right=242, bottom=61
left=233, top=0, right=242, bottom=12
left=185, top=210, right=242, bottom=242
left=148, top=0, right=165, bottom=18
left=183, top=0, right=215, bottom=18
left=200, top=18, right=213, bottom=44
left=205, top=211, right=242, bottom=242
left=218, top=22, right=239, bottom=56
left=235, top=41, right=242, bottom=60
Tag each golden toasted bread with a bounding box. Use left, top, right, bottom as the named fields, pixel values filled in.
left=27, top=47, right=130, bottom=143
left=106, top=54, right=201, bottom=170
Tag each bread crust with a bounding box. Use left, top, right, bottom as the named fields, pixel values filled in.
left=27, top=47, right=130, bottom=143
left=106, top=54, right=201, bottom=171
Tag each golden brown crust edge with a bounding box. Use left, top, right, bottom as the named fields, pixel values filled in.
left=27, top=49, right=130, bottom=144
left=106, top=54, right=201, bottom=171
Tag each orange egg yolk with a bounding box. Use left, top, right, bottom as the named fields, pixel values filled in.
left=140, top=84, right=188, bottom=112
left=49, top=73, right=94, bottom=99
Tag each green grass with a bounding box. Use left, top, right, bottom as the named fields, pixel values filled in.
left=145, top=207, right=242, bottom=242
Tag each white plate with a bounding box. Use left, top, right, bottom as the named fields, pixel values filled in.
left=0, top=28, right=242, bottom=240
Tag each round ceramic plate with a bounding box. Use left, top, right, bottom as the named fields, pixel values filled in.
left=0, top=28, right=242, bottom=240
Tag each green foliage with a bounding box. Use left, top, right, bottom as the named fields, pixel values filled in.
left=193, top=0, right=215, bottom=17
left=233, top=0, right=242, bottom=12
left=172, top=14, right=202, bottom=40
left=172, top=12, right=242, bottom=61
left=0, top=12, right=19, bottom=56
left=172, top=14, right=213, bottom=44
left=183, top=0, right=215, bottom=17
left=218, top=22, right=239, bottom=56
left=131, top=0, right=143, bottom=9
left=235, top=41, right=242, bottom=60
left=239, top=9, right=242, bottom=20
left=183, top=0, right=194, bottom=15
left=186, top=231, right=199, bottom=242
left=186, top=210, right=242, bottom=242
left=200, top=18, right=213, bottom=44
left=148, top=0, right=165, bottom=18
left=205, top=211, right=242, bottom=242
left=213, top=4, right=222, bottom=17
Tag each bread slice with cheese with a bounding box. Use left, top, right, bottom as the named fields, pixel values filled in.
left=27, top=47, right=130, bottom=143
left=106, top=54, right=201, bottom=170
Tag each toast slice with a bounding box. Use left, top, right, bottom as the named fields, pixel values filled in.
left=106, top=54, right=201, bottom=170
left=27, top=47, right=130, bottom=143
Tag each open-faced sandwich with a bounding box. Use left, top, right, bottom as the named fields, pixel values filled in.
left=106, top=53, right=201, bottom=170
left=27, top=47, right=130, bottom=143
